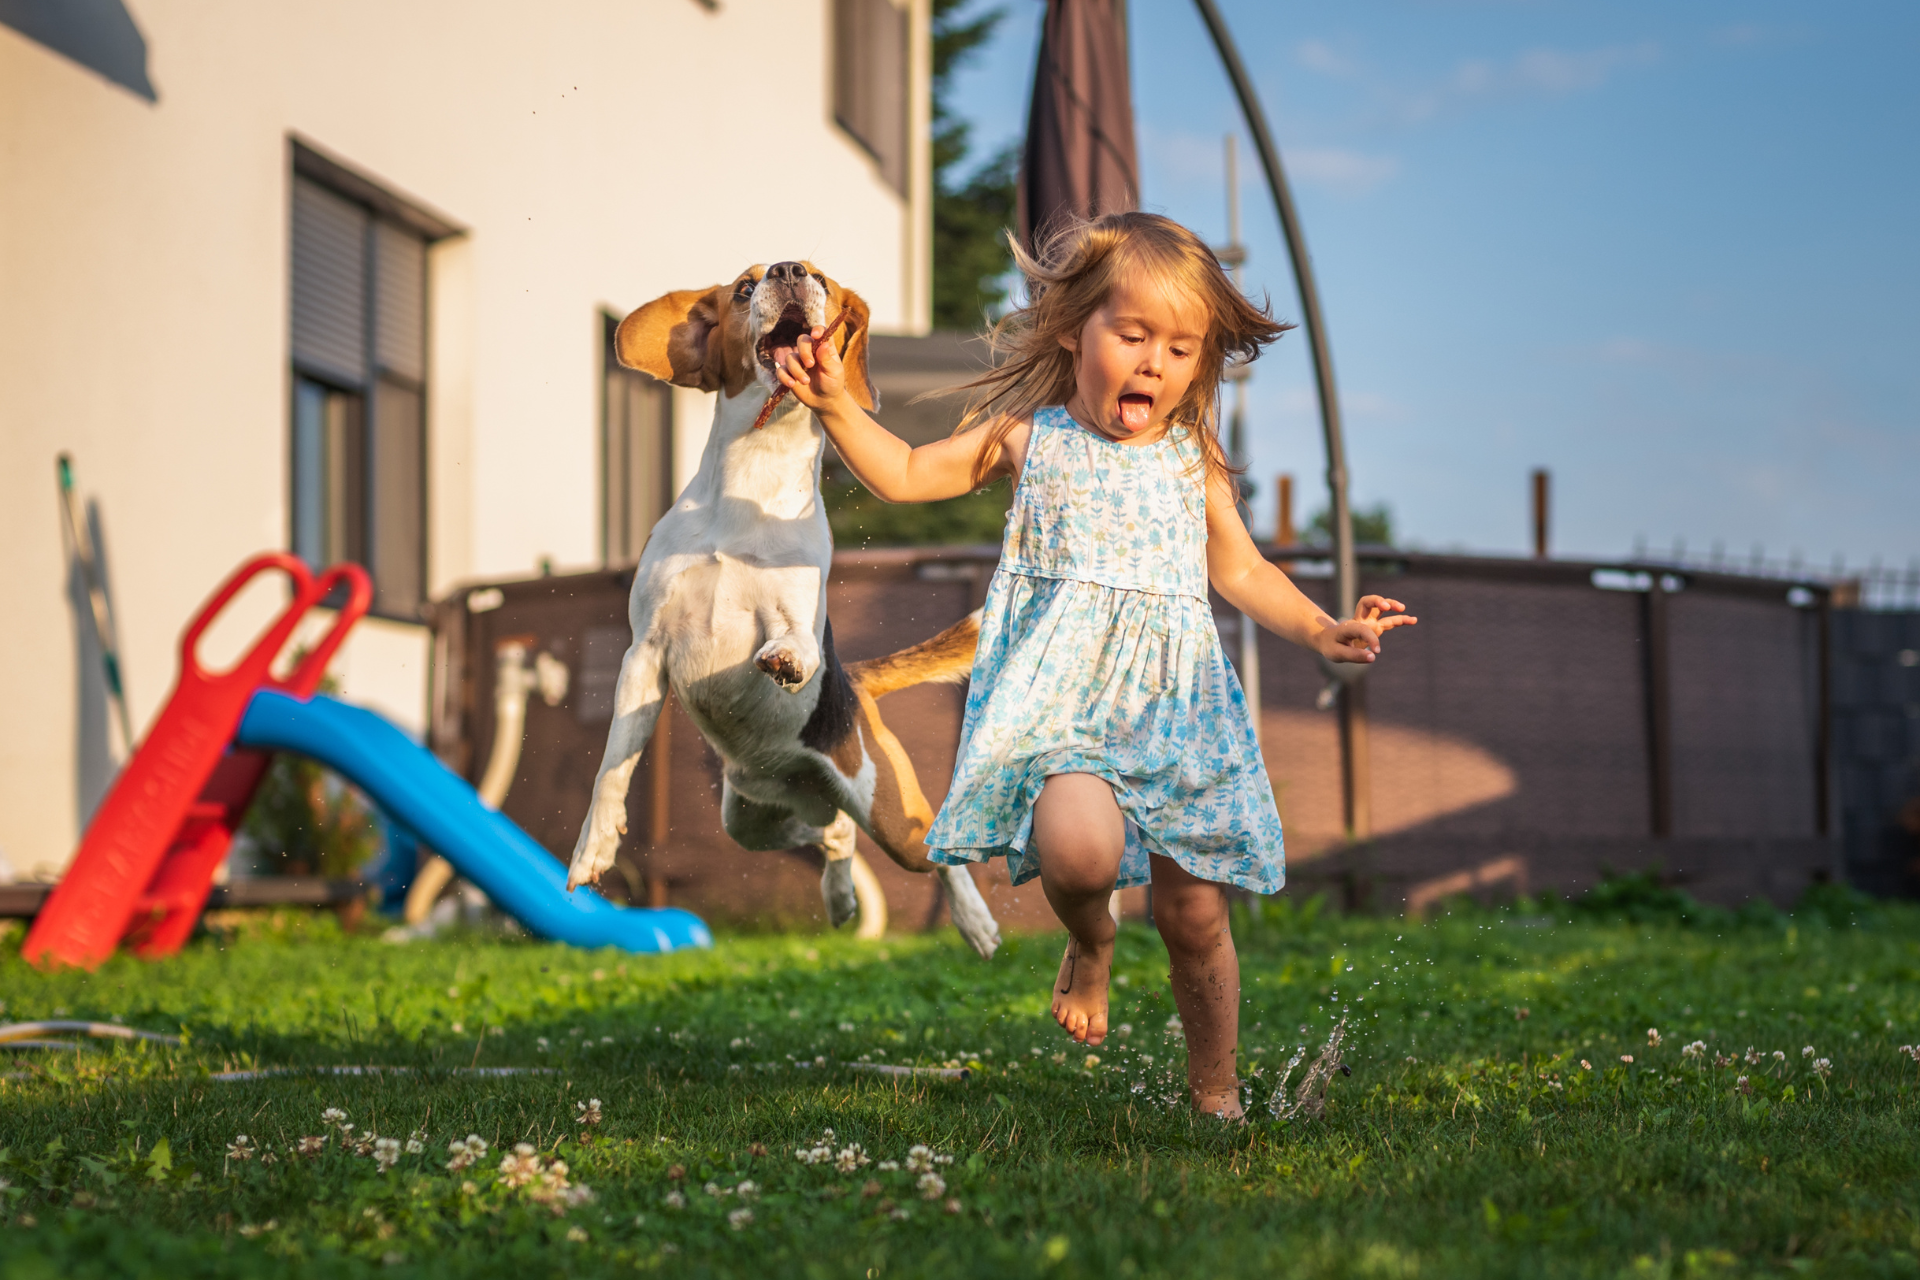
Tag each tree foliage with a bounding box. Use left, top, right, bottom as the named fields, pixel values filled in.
left=931, top=0, right=1018, bottom=331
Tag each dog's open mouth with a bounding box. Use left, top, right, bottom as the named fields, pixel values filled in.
left=757, top=305, right=811, bottom=373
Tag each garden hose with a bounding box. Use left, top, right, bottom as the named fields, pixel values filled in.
left=403, top=638, right=564, bottom=925
left=0, top=1020, right=181, bottom=1050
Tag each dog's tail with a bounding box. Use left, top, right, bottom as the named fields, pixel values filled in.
left=848, top=609, right=981, bottom=699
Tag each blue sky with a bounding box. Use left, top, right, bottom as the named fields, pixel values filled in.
left=946, top=1, right=1919, bottom=569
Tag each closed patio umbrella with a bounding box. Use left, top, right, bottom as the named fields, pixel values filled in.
left=1018, top=0, right=1138, bottom=252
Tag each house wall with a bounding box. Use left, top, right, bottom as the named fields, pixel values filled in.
left=0, top=0, right=930, bottom=879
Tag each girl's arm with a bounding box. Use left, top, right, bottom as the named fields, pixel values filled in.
left=1203, top=471, right=1416, bottom=663
left=777, top=326, right=1025, bottom=503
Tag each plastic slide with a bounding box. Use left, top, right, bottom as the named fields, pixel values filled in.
left=235, top=690, right=711, bottom=953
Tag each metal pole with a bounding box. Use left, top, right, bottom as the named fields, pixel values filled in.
left=1192, top=0, right=1366, bottom=837
left=1191, top=0, right=1356, bottom=620
left=1222, top=134, right=1261, bottom=749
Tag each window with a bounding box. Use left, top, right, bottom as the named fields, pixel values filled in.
left=601, top=314, right=674, bottom=566
left=289, top=144, right=454, bottom=618
left=833, top=0, right=909, bottom=195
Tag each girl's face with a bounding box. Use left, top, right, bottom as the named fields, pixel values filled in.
left=1061, top=273, right=1207, bottom=441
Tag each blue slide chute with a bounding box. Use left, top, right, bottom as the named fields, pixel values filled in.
left=236, top=691, right=710, bottom=953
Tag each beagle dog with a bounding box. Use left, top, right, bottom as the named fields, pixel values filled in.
left=565, top=262, right=1001, bottom=958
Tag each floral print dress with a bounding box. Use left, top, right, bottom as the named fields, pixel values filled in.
left=925, top=406, right=1285, bottom=893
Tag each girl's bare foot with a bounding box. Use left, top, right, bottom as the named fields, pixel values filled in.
left=1192, top=1084, right=1245, bottom=1121
left=1052, top=937, right=1113, bottom=1044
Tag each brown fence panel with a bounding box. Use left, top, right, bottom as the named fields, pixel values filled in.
left=429, top=549, right=1837, bottom=926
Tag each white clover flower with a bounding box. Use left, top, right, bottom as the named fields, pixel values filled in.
left=1579, top=1060, right=1592, bottom=1071
left=1745, top=1047, right=1761, bottom=1066
left=1773, top=1051, right=1786, bottom=1063
left=835, top=1145, right=870, bottom=1173
left=905, top=1145, right=935, bottom=1173
left=576, top=1098, right=603, bottom=1126
left=565, top=1226, right=588, bottom=1243
left=1140, top=1054, right=1154, bottom=1066
left=445, top=1135, right=488, bottom=1171
left=321, top=1108, right=348, bottom=1126
left=664, top=1190, right=686, bottom=1209
left=1812, top=1058, right=1832, bottom=1079
left=498, top=1144, right=542, bottom=1188
left=297, top=1135, right=326, bottom=1156
left=916, top=1172, right=947, bottom=1200
left=226, top=1135, right=255, bottom=1162
left=736, top=1180, right=759, bottom=1201
left=1084, top=1053, right=1101, bottom=1068
left=1620, top=1055, right=1634, bottom=1064
left=877, top=1160, right=900, bottom=1171
left=1646, top=1029, right=1662, bottom=1048
left=730, top=1037, right=747, bottom=1049
left=373, top=1137, right=402, bottom=1173
left=704, top=1181, right=732, bottom=1198
left=536, top=1037, right=549, bottom=1052
left=562, top=1184, right=595, bottom=1209
left=237, top=1220, right=277, bottom=1237
left=728, top=1207, right=754, bottom=1230
left=1802, top=1046, right=1815, bottom=1058
left=1681, top=1041, right=1706, bottom=1060
left=838, top=1022, right=856, bottom=1033
left=1050, top=1052, right=1067, bottom=1065
left=1166, top=1016, right=1184, bottom=1032
left=1736, top=1076, right=1753, bottom=1095
left=934, top=1154, right=953, bottom=1166
left=1030, top=1046, right=1043, bottom=1057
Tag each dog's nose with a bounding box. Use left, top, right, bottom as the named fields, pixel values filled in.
left=765, top=261, right=808, bottom=284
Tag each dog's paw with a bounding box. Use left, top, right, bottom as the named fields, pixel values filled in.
left=753, top=643, right=808, bottom=690
left=820, top=858, right=859, bottom=928
left=941, top=866, right=1002, bottom=960
left=566, top=809, right=624, bottom=892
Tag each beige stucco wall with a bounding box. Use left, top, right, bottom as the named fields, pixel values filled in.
left=0, top=0, right=930, bottom=879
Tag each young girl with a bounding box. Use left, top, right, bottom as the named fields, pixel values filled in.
left=777, top=212, right=1414, bottom=1118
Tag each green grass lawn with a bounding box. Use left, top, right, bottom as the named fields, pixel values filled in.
left=2, top=898, right=1919, bottom=1279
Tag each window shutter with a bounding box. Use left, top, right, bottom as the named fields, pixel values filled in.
left=374, top=221, right=427, bottom=382
left=291, top=177, right=369, bottom=384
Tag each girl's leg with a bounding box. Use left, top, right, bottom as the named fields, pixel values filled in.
left=1148, top=854, right=1241, bottom=1118
left=1031, top=772, right=1125, bottom=1045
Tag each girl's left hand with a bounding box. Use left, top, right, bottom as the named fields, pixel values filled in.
left=1319, top=595, right=1417, bottom=664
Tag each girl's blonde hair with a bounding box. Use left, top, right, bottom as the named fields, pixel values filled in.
left=951, top=211, right=1292, bottom=487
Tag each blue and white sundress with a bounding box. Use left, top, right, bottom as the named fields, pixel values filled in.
left=925, top=405, right=1285, bottom=894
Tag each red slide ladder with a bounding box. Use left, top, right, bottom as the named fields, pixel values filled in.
left=24, top=553, right=370, bottom=970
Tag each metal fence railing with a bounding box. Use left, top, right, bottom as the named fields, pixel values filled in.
left=1617, top=543, right=1920, bottom=612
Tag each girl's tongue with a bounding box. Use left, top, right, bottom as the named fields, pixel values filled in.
left=1117, top=393, right=1153, bottom=431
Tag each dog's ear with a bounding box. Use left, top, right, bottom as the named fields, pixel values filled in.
left=835, top=289, right=877, bottom=412
left=616, top=287, right=726, bottom=390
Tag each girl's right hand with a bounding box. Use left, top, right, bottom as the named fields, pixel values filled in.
left=1318, top=595, right=1417, bottom=663
left=777, top=326, right=847, bottom=412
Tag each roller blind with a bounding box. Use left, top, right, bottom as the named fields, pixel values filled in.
left=291, top=177, right=369, bottom=384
